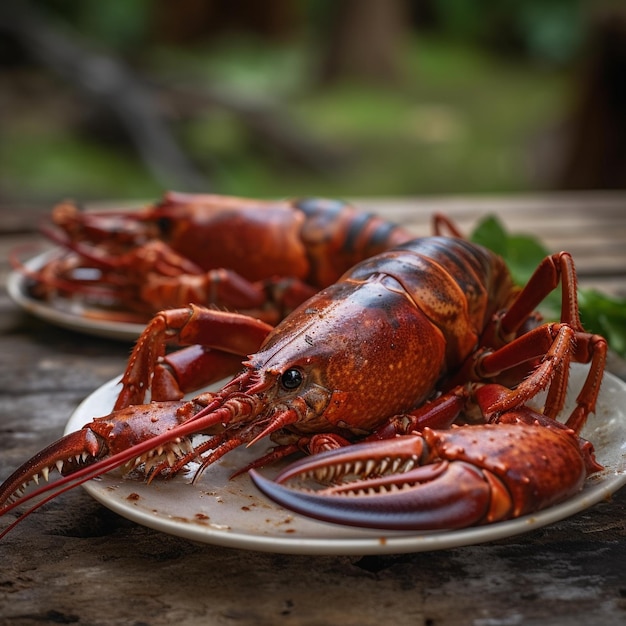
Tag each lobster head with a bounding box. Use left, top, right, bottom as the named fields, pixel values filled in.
left=237, top=271, right=448, bottom=445
left=45, top=192, right=311, bottom=283
left=48, top=192, right=241, bottom=248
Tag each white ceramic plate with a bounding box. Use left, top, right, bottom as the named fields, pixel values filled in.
left=7, top=249, right=146, bottom=341
left=63, top=363, right=626, bottom=555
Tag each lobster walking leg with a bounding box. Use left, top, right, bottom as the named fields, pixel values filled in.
left=448, top=251, right=607, bottom=428
left=115, top=304, right=273, bottom=408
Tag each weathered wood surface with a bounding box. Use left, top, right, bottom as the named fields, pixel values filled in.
left=0, top=193, right=625, bottom=626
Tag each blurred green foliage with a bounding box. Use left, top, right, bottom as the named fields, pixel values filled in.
left=435, top=0, right=586, bottom=65
left=1, top=30, right=569, bottom=201
left=34, top=0, right=153, bottom=51
left=36, top=0, right=588, bottom=66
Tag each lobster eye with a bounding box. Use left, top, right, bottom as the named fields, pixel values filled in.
left=157, top=216, right=173, bottom=235
left=281, top=368, right=303, bottom=390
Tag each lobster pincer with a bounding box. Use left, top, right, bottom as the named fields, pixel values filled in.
left=0, top=399, right=204, bottom=513
left=251, top=398, right=603, bottom=531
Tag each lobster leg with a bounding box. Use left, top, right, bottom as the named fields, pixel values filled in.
left=447, top=251, right=607, bottom=430
left=251, top=401, right=602, bottom=531
left=115, top=304, right=273, bottom=409
left=475, top=322, right=607, bottom=429
left=367, top=387, right=469, bottom=440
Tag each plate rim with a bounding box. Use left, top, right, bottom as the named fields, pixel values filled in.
left=7, top=249, right=146, bottom=341
left=64, top=366, right=626, bottom=555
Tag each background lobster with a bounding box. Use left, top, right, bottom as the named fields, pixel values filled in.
left=0, top=194, right=608, bottom=537
left=21, top=191, right=413, bottom=325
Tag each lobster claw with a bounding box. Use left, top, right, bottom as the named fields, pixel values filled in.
left=0, top=428, right=104, bottom=506
left=0, top=401, right=192, bottom=521
left=250, top=436, right=497, bottom=531
left=251, top=419, right=599, bottom=531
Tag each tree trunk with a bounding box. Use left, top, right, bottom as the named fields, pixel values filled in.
left=557, top=7, right=626, bottom=190
left=318, top=0, right=409, bottom=86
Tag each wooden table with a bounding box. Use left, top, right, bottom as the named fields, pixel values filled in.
left=1, top=193, right=625, bottom=626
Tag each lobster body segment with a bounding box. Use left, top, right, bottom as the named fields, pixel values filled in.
left=0, top=197, right=609, bottom=537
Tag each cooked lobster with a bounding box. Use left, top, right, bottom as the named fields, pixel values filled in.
left=0, top=196, right=608, bottom=537
left=22, top=191, right=412, bottom=324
